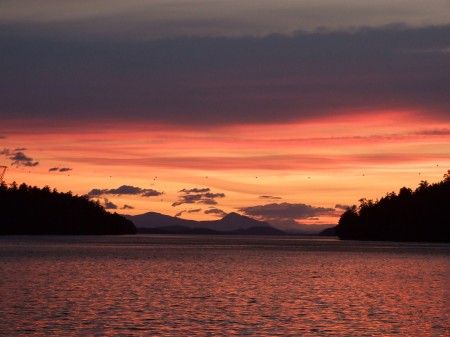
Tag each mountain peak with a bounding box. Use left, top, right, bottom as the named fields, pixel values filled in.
left=220, top=212, right=271, bottom=228
left=222, top=212, right=245, bottom=220
left=125, top=211, right=274, bottom=231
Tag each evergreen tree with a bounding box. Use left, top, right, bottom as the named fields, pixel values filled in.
left=336, top=171, right=450, bottom=242
left=0, top=182, right=136, bottom=235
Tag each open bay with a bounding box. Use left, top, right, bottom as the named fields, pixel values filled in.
left=1, top=235, right=449, bottom=336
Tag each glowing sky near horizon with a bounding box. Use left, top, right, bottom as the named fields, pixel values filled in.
left=1, top=1, right=450, bottom=231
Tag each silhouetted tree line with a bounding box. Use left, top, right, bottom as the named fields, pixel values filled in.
left=336, top=171, right=450, bottom=242
left=0, top=182, right=136, bottom=235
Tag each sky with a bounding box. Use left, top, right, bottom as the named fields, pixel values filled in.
left=1, top=0, right=450, bottom=231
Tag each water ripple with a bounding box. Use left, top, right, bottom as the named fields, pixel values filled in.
left=1, top=235, right=449, bottom=336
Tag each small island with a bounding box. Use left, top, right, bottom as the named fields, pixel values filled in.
left=336, top=171, right=450, bottom=242
left=0, top=182, right=136, bottom=235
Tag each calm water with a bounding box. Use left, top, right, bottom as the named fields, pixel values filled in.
left=0, top=235, right=449, bottom=336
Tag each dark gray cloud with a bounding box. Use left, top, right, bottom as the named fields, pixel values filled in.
left=10, top=152, right=38, bottom=167
left=239, top=202, right=336, bottom=231
left=1, top=148, right=39, bottom=167
left=121, top=204, right=135, bottom=210
left=172, top=188, right=225, bottom=206
left=49, top=167, right=72, bottom=172
left=104, top=199, right=137, bottom=210
left=103, top=198, right=118, bottom=210
left=141, top=190, right=163, bottom=197
left=204, top=208, right=227, bottom=217
left=335, top=204, right=353, bottom=211
left=189, top=208, right=202, bottom=213
left=87, top=189, right=106, bottom=197
left=87, top=185, right=163, bottom=198
left=240, top=202, right=336, bottom=219
left=1, top=25, right=449, bottom=128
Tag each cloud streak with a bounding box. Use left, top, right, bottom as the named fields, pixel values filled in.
left=175, top=208, right=202, bottom=217
left=67, top=152, right=450, bottom=172
left=259, top=195, right=282, bottom=200
left=49, top=167, right=72, bottom=172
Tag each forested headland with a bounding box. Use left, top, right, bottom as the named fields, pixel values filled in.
left=0, top=182, right=136, bottom=235
left=336, top=171, right=450, bottom=242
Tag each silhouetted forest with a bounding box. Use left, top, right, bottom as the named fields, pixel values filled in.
left=0, top=182, right=136, bottom=235
left=336, top=171, right=450, bottom=242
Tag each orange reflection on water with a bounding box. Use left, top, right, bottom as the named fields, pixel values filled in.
left=1, top=236, right=449, bottom=336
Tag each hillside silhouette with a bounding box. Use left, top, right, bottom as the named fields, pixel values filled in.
left=126, top=211, right=274, bottom=231
left=0, top=182, right=136, bottom=235
left=336, top=171, right=450, bottom=242
left=126, top=212, right=287, bottom=235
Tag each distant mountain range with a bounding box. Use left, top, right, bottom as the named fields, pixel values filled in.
left=124, top=212, right=287, bottom=235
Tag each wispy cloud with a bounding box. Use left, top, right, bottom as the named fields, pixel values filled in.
left=175, top=208, right=202, bottom=217
left=87, top=185, right=163, bottom=198
left=172, top=188, right=225, bottom=207
left=259, top=195, right=282, bottom=200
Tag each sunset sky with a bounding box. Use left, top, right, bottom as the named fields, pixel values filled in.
left=1, top=1, right=449, bottom=231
